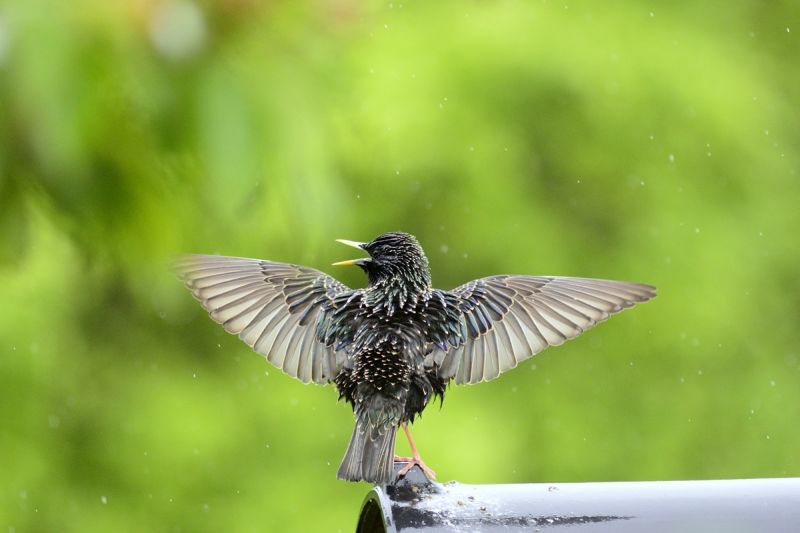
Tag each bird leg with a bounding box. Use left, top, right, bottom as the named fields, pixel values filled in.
left=394, top=422, right=436, bottom=479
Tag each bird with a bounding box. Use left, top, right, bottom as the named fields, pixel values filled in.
left=174, top=231, right=656, bottom=485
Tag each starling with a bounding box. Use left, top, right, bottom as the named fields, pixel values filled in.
left=175, top=231, right=655, bottom=484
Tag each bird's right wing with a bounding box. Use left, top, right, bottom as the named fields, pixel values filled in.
left=174, top=254, right=351, bottom=384
left=429, top=275, right=656, bottom=385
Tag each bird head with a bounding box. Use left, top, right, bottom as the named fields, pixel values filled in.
left=333, top=231, right=431, bottom=288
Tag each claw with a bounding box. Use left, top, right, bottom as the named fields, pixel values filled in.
left=397, top=455, right=437, bottom=479
left=395, top=422, right=437, bottom=480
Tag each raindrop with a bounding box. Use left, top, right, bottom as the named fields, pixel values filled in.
left=439, top=244, right=449, bottom=254
left=668, top=154, right=675, bottom=162
left=769, top=380, right=776, bottom=387
left=100, top=495, right=108, bottom=505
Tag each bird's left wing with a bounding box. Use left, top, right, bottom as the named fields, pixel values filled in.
left=428, top=275, right=656, bottom=384
left=175, top=254, right=350, bottom=384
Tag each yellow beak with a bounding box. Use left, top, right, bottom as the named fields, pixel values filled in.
left=333, top=239, right=369, bottom=266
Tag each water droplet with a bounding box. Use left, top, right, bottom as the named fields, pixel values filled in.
left=439, top=244, right=449, bottom=254
left=100, top=495, right=108, bottom=505
left=668, top=153, right=675, bottom=162
left=770, top=380, right=776, bottom=387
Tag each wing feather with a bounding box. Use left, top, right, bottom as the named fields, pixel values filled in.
left=175, top=254, right=350, bottom=384
left=438, top=275, right=656, bottom=384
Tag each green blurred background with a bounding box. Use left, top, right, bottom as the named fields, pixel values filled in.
left=1, top=0, right=799, bottom=531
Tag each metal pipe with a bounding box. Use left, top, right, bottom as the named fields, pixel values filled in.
left=356, top=464, right=800, bottom=532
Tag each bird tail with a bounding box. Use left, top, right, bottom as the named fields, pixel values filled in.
left=337, top=420, right=397, bottom=484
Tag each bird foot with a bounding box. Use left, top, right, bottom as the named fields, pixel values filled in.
left=395, top=455, right=436, bottom=480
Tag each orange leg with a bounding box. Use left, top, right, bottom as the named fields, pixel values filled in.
left=394, top=422, right=436, bottom=480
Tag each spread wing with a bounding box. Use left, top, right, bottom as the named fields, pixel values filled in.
left=432, top=275, right=656, bottom=384
left=174, top=254, right=350, bottom=384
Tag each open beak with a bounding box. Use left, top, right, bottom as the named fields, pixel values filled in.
left=332, top=239, right=370, bottom=266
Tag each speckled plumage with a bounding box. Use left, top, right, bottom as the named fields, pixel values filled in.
left=175, top=231, right=656, bottom=485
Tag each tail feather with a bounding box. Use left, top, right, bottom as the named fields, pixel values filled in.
left=337, top=421, right=397, bottom=484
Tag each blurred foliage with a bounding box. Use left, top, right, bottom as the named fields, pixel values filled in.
left=1, top=0, right=799, bottom=531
